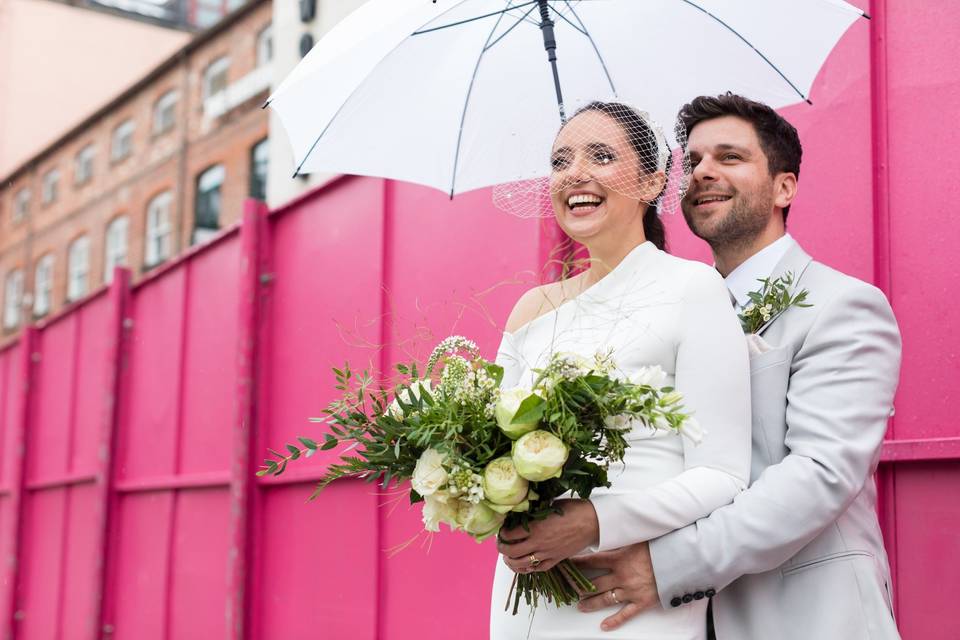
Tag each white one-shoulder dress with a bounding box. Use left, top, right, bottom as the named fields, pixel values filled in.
left=489, top=242, right=751, bottom=640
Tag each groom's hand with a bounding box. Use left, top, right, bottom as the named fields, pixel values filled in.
left=572, top=543, right=659, bottom=632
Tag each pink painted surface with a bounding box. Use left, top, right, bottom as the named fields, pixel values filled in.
left=0, top=3, right=955, bottom=637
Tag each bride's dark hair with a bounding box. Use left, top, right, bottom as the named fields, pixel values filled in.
left=565, top=101, right=670, bottom=251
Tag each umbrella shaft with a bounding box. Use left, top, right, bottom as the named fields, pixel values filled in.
left=537, top=0, right=566, bottom=122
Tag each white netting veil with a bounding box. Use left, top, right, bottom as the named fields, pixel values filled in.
left=493, top=101, right=689, bottom=219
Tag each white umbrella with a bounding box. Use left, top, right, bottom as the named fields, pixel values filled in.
left=267, top=0, right=866, bottom=197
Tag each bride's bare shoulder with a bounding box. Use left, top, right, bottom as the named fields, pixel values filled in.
left=504, top=275, right=585, bottom=333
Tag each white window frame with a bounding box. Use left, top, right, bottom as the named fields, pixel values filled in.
left=13, top=189, right=30, bottom=223
left=203, top=56, right=231, bottom=100
left=3, top=269, right=24, bottom=330
left=75, top=144, right=95, bottom=185
left=111, top=119, right=135, bottom=162
left=145, top=191, right=173, bottom=268
left=256, top=24, right=273, bottom=68
left=104, top=216, right=129, bottom=283
left=153, top=90, right=179, bottom=135
left=33, top=255, right=54, bottom=318
left=42, top=168, right=60, bottom=205
left=67, top=235, right=91, bottom=302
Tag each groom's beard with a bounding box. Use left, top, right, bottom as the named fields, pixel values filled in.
left=681, top=184, right=775, bottom=254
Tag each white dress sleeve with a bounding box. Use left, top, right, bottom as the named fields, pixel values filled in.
left=590, top=267, right=752, bottom=551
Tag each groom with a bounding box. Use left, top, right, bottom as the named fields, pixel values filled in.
left=575, top=93, right=902, bottom=639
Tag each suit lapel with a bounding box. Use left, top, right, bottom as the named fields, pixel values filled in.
left=756, top=243, right=814, bottom=337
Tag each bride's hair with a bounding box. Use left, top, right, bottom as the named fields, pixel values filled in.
left=566, top=101, right=670, bottom=251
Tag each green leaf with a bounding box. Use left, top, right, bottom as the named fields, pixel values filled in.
left=409, top=489, right=424, bottom=504
left=321, top=438, right=339, bottom=451
left=298, top=436, right=318, bottom=450
left=286, top=444, right=301, bottom=460
left=512, top=394, right=545, bottom=425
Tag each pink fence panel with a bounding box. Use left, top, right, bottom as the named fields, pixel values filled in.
left=0, top=338, right=26, bottom=637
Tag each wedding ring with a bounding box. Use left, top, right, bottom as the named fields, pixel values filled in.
left=529, top=554, right=541, bottom=568
left=609, top=589, right=620, bottom=605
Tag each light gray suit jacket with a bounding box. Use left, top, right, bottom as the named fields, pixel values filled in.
left=649, top=242, right=902, bottom=640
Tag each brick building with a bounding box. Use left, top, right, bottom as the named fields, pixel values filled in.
left=0, top=0, right=272, bottom=341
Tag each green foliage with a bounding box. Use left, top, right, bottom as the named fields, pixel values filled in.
left=739, top=271, right=812, bottom=334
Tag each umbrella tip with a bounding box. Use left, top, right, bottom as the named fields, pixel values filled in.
left=861, top=11, right=872, bottom=20
left=805, top=98, right=813, bottom=106
left=291, top=170, right=300, bottom=179
left=261, top=99, right=271, bottom=110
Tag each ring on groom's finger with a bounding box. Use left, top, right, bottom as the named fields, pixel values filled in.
left=608, top=589, right=620, bottom=605
left=529, top=554, right=541, bottom=568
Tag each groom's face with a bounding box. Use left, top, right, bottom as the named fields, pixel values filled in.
left=681, top=116, right=777, bottom=246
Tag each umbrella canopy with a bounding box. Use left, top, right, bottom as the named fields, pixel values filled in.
left=268, top=0, right=865, bottom=198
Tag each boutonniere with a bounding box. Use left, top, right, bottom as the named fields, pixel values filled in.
left=739, top=271, right=812, bottom=334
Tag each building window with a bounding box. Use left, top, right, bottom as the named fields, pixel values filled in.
left=3, top=269, right=24, bottom=330
left=153, top=90, right=179, bottom=136
left=249, top=138, right=268, bottom=201
left=145, top=191, right=173, bottom=268
left=75, top=144, right=95, bottom=185
left=256, top=24, right=273, bottom=67
left=194, top=164, right=225, bottom=245
left=67, top=235, right=91, bottom=302
left=111, top=119, right=135, bottom=162
left=33, top=255, right=54, bottom=318
left=42, top=169, right=60, bottom=205
left=13, top=189, right=30, bottom=223
left=203, top=57, right=230, bottom=100
left=104, top=216, right=129, bottom=283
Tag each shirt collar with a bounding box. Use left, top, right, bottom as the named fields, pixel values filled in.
left=724, top=234, right=796, bottom=309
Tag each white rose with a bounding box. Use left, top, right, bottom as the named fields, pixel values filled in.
left=482, top=457, right=529, bottom=506
left=630, top=365, right=667, bottom=389
left=679, top=417, right=705, bottom=446
left=388, top=379, right=433, bottom=419
left=494, top=387, right=541, bottom=439
left=410, top=448, right=447, bottom=497
left=456, top=500, right=506, bottom=541
left=512, top=430, right=569, bottom=482
left=421, top=491, right=458, bottom=532
left=603, top=414, right=633, bottom=431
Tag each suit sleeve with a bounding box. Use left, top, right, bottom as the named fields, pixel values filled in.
left=648, top=282, right=901, bottom=607
left=589, top=267, right=752, bottom=551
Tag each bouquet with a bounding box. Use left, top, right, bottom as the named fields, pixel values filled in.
left=258, top=336, right=701, bottom=614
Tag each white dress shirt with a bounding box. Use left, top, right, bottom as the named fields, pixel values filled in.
left=724, top=234, right=796, bottom=311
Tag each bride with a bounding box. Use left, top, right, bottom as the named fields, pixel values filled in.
left=489, top=102, right=751, bottom=639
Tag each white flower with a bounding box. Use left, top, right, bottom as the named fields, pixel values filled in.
left=388, top=379, right=433, bottom=419
left=603, top=414, right=633, bottom=431
left=630, top=365, right=667, bottom=389
left=679, top=417, right=705, bottom=446
left=512, top=430, right=569, bottom=482
left=482, top=457, right=529, bottom=506
left=660, top=390, right=684, bottom=406
left=411, top=448, right=447, bottom=497
left=421, top=490, right=458, bottom=532
left=456, top=500, right=506, bottom=541
left=494, top=387, right=541, bottom=439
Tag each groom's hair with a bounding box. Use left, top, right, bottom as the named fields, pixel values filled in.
left=678, top=93, right=802, bottom=220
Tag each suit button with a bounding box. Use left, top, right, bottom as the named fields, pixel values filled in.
left=693, top=591, right=705, bottom=600
left=682, top=594, right=694, bottom=603
left=705, top=588, right=717, bottom=598
left=670, top=597, right=682, bottom=608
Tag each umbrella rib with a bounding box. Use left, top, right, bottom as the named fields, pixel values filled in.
left=561, top=1, right=617, bottom=96
left=550, top=5, right=587, bottom=36
left=678, top=0, right=811, bottom=104
left=412, top=1, right=540, bottom=36
left=484, top=4, right=539, bottom=52
left=449, top=4, right=521, bottom=198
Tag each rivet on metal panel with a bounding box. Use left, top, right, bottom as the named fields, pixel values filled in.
left=30, top=352, right=40, bottom=363
left=122, top=318, right=134, bottom=330
left=12, top=610, right=24, bottom=620
left=259, top=272, right=275, bottom=284
left=103, top=623, right=114, bottom=634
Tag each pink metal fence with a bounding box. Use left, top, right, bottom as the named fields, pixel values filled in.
left=0, top=1, right=957, bottom=637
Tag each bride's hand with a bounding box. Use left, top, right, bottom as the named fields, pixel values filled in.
left=497, top=499, right=599, bottom=573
